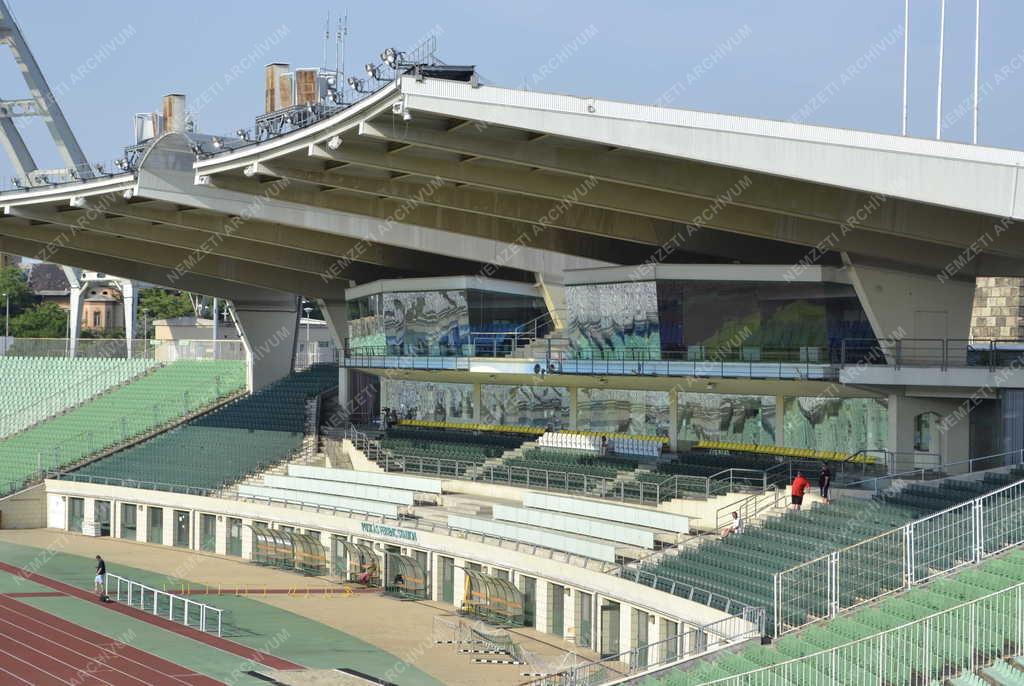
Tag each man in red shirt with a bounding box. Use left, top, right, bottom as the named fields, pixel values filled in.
left=790, top=472, right=810, bottom=510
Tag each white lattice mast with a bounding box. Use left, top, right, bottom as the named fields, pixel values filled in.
left=0, top=0, right=93, bottom=186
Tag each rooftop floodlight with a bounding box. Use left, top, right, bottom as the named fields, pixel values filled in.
left=365, top=62, right=379, bottom=80
left=114, top=158, right=128, bottom=171
left=11, top=176, right=20, bottom=188
left=235, top=128, right=250, bottom=141
left=211, top=136, right=223, bottom=149
left=347, top=76, right=359, bottom=87
left=94, top=162, right=104, bottom=174
left=326, top=75, right=337, bottom=87
left=381, top=47, right=399, bottom=67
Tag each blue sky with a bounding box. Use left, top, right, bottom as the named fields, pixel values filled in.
left=2, top=0, right=1023, bottom=179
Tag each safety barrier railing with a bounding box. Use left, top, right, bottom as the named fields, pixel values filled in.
left=715, top=484, right=785, bottom=530
left=523, top=611, right=764, bottom=686
left=104, top=573, right=225, bottom=636
left=611, top=565, right=766, bottom=622
left=843, top=448, right=1024, bottom=494
left=344, top=427, right=768, bottom=505
left=774, top=477, right=1024, bottom=636
left=839, top=337, right=1024, bottom=370
left=0, top=338, right=246, bottom=361
left=708, top=583, right=1024, bottom=686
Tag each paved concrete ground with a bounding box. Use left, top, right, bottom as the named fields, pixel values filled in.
left=0, top=529, right=599, bottom=686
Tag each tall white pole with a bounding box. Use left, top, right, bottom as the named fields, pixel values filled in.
left=902, top=0, right=910, bottom=135
left=973, top=0, right=981, bottom=144
left=936, top=0, right=946, bottom=140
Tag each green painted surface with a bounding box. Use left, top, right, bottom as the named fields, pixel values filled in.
left=0, top=540, right=444, bottom=686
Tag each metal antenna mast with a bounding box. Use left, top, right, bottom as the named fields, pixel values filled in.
left=0, top=0, right=93, bottom=186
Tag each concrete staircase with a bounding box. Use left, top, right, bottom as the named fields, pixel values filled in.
left=514, top=330, right=571, bottom=360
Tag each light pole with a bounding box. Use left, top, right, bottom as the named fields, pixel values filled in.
left=303, top=305, right=313, bottom=366
left=142, top=308, right=150, bottom=351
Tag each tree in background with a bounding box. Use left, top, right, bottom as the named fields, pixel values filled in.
left=137, top=288, right=194, bottom=336
left=10, top=302, right=67, bottom=338
left=0, top=266, right=33, bottom=317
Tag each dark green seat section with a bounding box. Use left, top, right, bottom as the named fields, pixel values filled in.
left=380, top=426, right=530, bottom=476
left=70, top=365, right=337, bottom=491
left=640, top=549, right=1024, bottom=686
left=507, top=447, right=639, bottom=479
left=0, top=360, right=246, bottom=493
left=638, top=467, right=1024, bottom=621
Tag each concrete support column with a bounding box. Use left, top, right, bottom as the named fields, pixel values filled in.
left=775, top=395, right=786, bottom=446
left=568, top=386, right=578, bottom=430
left=320, top=299, right=352, bottom=413
left=122, top=279, right=137, bottom=358
left=668, top=390, right=679, bottom=451
left=233, top=294, right=300, bottom=391
left=68, top=285, right=82, bottom=358
left=472, top=383, right=482, bottom=422
left=536, top=273, right=567, bottom=329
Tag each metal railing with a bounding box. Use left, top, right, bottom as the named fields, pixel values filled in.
left=524, top=612, right=763, bottom=686
left=715, top=485, right=785, bottom=530
left=104, top=573, right=225, bottom=636
left=0, top=337, right=246, bottom=361
left=345, top=428, right=767, bottom=504
left=611, top=565, right=766, bottom=621
left=708, top=583, right=1024, bottom=686
left=843, top=448, right=1024, bottom=494
left=840, top=337, right=1024, bottom=369
left=774, top=477, right=1024, bottom=636
left=342, top=336, right=1024, bottom=373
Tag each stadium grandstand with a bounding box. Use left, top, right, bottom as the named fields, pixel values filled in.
left=4, top=3, right=1024, bottom=685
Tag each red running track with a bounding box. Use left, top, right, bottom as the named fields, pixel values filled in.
left=0, top=560, right=300, bottom=671
left=0, top=594, right=221, bottom=685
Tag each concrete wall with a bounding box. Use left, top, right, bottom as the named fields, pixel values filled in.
left=43, top=479, right=749, bottom=665
left=888, top=394, right=971, bottom=470
left=0, top=483, right=46, bottom=529
left=845, top=260, right=975, bottom=344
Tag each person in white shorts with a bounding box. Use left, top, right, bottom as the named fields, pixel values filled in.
left=94, top=555, right=106, bottom=597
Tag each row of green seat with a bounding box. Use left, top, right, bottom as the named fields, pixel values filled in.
left=646, top=549, right=1024, bottom=685
left=0, top=360, right=246, bottom=494
left=639, top=467, right=1024, bottom=624
left=0, top=357, right=157, bottom=438
left=70, top=365, right=338, bottom=490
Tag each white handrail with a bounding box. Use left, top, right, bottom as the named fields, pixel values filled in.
left=104, top=573, right=224, bottom=636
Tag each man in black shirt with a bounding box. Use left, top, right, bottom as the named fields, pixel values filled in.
left=94, top=555, right=106, bottom=598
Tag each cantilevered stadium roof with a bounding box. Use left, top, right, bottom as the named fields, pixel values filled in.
left=0, top=73, right=1022, bottom=300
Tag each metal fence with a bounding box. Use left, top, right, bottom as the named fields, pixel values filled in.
left=844, top=449, right=1024, bottom=494
left=105, top=573, right=225, bottom=636
left=0, top=337, right=246, bottom=361
left=839, top=337, right=1024, bottom=369
left=774, top=478, right=1024, bottom=635
left=707, top=583, right=1024, bottom=686
left=524, top=612, right=763, bottom=686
